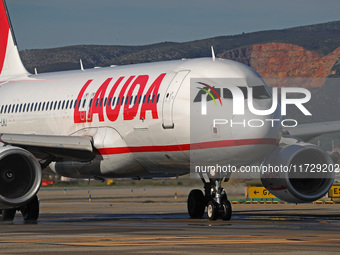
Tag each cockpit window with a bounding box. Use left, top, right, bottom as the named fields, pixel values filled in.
left=194, top=84, right=271, bottom=102
left=252, top=85, right=271, bottom=99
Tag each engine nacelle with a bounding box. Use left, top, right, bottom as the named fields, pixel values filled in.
left=0, top=144, right=42, bottom=209
left=261, top=142, right=334, bottom=203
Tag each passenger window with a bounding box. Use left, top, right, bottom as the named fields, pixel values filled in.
left=157, top=94, right=160, bottom=103
left=62, top=100, right=65, bottom=109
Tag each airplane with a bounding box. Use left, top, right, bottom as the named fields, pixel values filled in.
left=0, top=0, right=339, bottom=222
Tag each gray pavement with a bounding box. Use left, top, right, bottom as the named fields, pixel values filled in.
left=1, top=186, right=340, bottom=254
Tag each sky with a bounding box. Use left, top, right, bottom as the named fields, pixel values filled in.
left=6, top=0, right=340, bottom=50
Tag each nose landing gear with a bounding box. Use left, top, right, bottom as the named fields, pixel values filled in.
left=187, top=178, right=232, bottom=221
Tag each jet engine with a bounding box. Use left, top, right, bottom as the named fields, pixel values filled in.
left=0, top=144, right=41, bottom=209
left=260, top=142, right=334, bottom=203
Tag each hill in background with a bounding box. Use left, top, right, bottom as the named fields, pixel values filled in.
left=20, top=21, right=340, bottom=78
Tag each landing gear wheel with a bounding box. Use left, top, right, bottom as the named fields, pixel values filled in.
left=221, top=199, right=232, bottom=221
left=1, top=209, right=16, bottom=222
left=207, top=200, right=218, bottom=220
left=20, top=195, right=39, bottom=222
left=187, top=190, right=205, bottom=219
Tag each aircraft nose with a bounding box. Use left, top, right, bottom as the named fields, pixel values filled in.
left=231, top=98, right=282, bottom=141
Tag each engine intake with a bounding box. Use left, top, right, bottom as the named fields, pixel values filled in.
left=261, top=142, right=334, bottom=203
left=0, top=144, right=41, bottom=209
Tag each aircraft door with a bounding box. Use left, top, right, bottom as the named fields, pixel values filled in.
left=79, top=92, right=90, bottom=122
left=162, top=70, right=190, bottom=129
left=86, top=93, right=96, bottom=122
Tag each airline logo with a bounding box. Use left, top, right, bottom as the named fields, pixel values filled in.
left=74, top=73, right=166, bottom=123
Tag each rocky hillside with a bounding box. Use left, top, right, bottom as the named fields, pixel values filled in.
left=20, top=21, right=340, bottom=80
left=219, top=43, right=340, bottom=87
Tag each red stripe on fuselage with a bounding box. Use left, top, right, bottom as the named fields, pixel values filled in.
left=0, top=1, right=9, bottom=74
left=97, top=138, right=278, bottom=155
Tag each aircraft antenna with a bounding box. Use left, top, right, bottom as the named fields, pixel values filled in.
left=80, top=59, right=84, bottom=71
left=211, top=46, right=216, bottom=61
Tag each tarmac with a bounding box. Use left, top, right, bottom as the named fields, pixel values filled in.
left=1, top=186, right=340, bottom=254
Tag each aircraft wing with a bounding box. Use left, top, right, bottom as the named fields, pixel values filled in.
left=0, top=133, right=96, bottom=162
left=283, top=121, right=340, bottom=142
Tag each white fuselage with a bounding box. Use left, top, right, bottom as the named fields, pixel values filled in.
left=0, top=58, right=281, bottom=178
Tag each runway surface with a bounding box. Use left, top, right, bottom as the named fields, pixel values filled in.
left=1, top=186, right=340, bottom=254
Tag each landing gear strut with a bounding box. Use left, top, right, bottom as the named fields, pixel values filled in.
left=187, top=178, right=232, bottom=221
left=0, top=195, right=39, bottom=222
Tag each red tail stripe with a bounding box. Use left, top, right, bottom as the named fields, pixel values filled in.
left=0, top=1, right=10, bottom=74
left=97, top=138, right=278, bottom=155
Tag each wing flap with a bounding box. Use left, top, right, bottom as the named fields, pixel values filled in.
left=0, top=133, right=95, bottom=161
